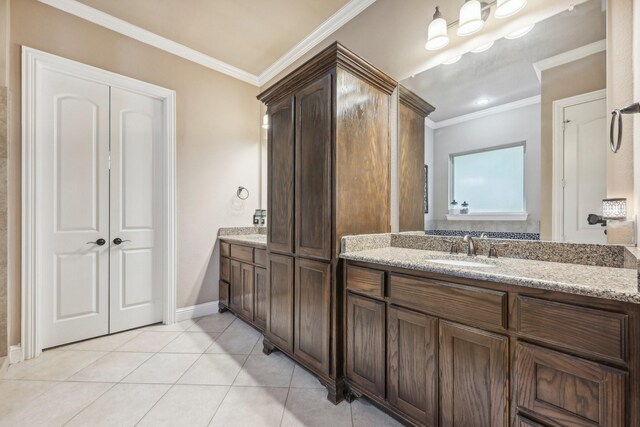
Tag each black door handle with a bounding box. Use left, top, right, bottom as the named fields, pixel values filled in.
left=113, top=238, right=131, bottom=245
left=86, top=238, right=106, bottom=246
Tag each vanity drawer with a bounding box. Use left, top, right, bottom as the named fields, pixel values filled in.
left=220, top=257, right=230, bottom=282
left=516, top=296, right=628, bottom=364
left=230, top=244, right=254, bottom=263
left=220, top=241, right=230, bottom=257
left=254, top=249, right=267, bottom=267
left=346, top=266, right=384, bottom=299
left=389, top=274, right=507, bottom=329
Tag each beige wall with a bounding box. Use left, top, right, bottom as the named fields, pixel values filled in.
left=7, top=0, right=261, bottom=345
left=539, top=52, right=607, bottom=240
left=0, top=0, right=8, bottom=357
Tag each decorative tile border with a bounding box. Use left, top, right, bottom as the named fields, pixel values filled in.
left=425, top=229, right=540, bottom=241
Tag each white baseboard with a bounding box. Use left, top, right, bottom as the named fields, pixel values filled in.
left=9, top=345, right=24, bottom=364
left=175, top=300, right=219, bottom=322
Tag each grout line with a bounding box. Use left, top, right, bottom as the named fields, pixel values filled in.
left=61, top=381, right=118, bottom=426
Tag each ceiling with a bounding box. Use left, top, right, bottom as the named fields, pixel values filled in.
left=401, top=0, right=606, bottom=122
left=76, top=0, right=351, bottom=76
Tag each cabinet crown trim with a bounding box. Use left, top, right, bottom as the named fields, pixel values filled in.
left=399, top=85, right=435, bottom=117
left=257, top=42, right=397, bottom=104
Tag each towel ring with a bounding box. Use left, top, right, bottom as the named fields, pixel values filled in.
left=610, top=102, right=640, bottom=154
left=236, top=186, right=249, bottom=200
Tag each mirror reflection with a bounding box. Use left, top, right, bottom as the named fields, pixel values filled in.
left=400, top=0, right=607, bottom=243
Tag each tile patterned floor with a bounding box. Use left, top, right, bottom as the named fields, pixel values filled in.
left=0, top=312, right=402, bottom=426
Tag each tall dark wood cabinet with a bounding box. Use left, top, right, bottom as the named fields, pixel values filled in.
left=258, top=42, right=396, bottom=403
left=398, top=85, right=435, bottom=232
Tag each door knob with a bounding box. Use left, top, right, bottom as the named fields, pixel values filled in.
left=86, top=238, right=106, bottom=246
left=113, top=238, right=131, bottom=245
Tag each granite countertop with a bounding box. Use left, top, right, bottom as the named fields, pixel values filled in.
left=219, top=234, right=266, bottom=248
left=341, top=247, right=640, bottom=304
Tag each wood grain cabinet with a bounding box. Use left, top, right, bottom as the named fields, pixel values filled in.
left=238, top=263, right=254, bottom=320
left=259, top=42, right=395, bottom=402
left=254, top=267, right=268, bottom=330
left=515, top=341, right=627, bottom=427
left=387, top=306, right=438, bottom=427
left=229, top=259, right=242, bottom=313
left=439, top=321, right=509, bottom=427
left=346, top=292, right=386, bottom=398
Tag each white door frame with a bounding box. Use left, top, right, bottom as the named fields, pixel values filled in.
left=551, top=89, right=607, bottom=241
left=21, top=46, right=177, bottom=359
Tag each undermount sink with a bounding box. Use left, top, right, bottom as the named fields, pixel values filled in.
left=426, top=258, right=496, bottom=268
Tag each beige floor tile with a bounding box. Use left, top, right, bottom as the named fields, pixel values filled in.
left=72, top=329, right=142, bottom=351
left=115, top=331, right=181, bottom=352
left=209, top=386, right=288, bottom=427
left=290, top=365, right=324, bottom=389
left=0, top=380, right=58, bottom=417
left=188, top=312, right=236, bottom=333
left=69, top=352, right=152, bottom=382
left=233, top=353, right=295, bottom=387
left=205, top=321, right=261, bottom=354
left=351, top=398, right=403, bottom=427
left=160, top=331, right=219, bottom=354
left=178, top=353, right=247, bottom=385
left=281, top=387, right=352, bottom=427
left=66, top=383, right=169, bottom=427
left=3, top=350, right=106, bottom=381
left=251, top=335, right=266, bottom=354
left=0, top=381, right=113, bottom=427
left=137, top=384, right=229, bottom=427
left=122, top=353, right=200, bottom=384
left=145, top=319, right=197, bottom=332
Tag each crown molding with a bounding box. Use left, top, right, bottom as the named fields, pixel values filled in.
left=38, top=0, right=261, bottom=85
left=38, top=0, right=377, bottom=88
left=533, top=39, right=606, bottom=82
left=257, top=0, right=377, bottom=87
left=425, top=95, right=541, bottom=129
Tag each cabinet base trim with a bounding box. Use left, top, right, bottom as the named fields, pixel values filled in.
left=175, top=300, right=219, bottom=322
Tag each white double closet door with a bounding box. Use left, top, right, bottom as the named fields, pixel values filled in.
left=38, top=68, right=164, bottom=349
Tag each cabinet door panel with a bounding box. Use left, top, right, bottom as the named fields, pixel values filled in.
left=295, top=74, right=332, bottom=260
left=239, top=263, right=254, bottom=320
left=229, top=260, right=242, bottom=312
left=346, top=292, right=385, bottom=398
left=294, top=258, right=330, bottom=374
left=439, top=321, right=509, bottom=427
left=388, top=306, right=438, bottom=426
left=268, top=96, right=295, bottom=255
left=220, top=257, right=230, bottom=282
left=254, top=267, right=268, bottom=330
left=515, top=342, right=626, bottom=427
left=266, top=254, right=294, bottom=352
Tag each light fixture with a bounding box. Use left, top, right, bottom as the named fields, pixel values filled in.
left=602, top=198, right=627, bottom=220
left=443, top=55, right=462, bottom=64
left=505, top=24, right=535, bottom=39
left=476, top=98, right=490, bottom=106
left=495, top=0, right=527, bottom=19
left=471, top=41, right=494, bottom=53
left=457, top=0, right=484, bottom=36
left=426, top=6, right=450, bottom=51
left=262, top=112, right=269, bottom=129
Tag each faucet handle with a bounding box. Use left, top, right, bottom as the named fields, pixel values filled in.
left=488, top=242, right=508, bottom=258
left=443, top=239, right=459, bottom=254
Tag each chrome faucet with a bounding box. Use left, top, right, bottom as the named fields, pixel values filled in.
left=462, top=234, right=476, bottom=256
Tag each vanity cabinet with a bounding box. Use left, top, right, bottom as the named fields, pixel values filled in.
left=398, top=85, right=435, bottom=232
left=259, top=42, right=395, bottom=402
left=343, top=261, right=640, bottom=427
left=218, top=241, right=267, bottom=332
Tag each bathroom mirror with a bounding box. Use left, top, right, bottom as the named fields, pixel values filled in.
left=400, top=0, right=607, bottom=243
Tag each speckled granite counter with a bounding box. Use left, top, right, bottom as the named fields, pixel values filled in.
left=340, top=233, right=640, bottom=304
left=219, top=234, right=266, bottom=248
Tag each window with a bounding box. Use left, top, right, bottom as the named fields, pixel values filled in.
left=450, top=143, right=525, bottom=213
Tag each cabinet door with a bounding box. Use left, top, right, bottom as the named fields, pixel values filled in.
left=254, top=267, right=268, bottom=330
left=515, top=342, right=626, bottom=427
left=295, top=74, right=332, bottom=260
left=229, top=260, right=242, bottom=312
left=346, top=292, right=385, bottom=398
left=219, top=281, right=229, bottom=307
left=239, top=263, right=254, bottom=320
left=388, top=306, right=438, bottom=427
left=439, top=321, right=509, bottom=427
left=294, top=258, right=330, bottom=374
left=268, top=96, right=295, bottom=255
left=266, top=253, right=294, bottom=352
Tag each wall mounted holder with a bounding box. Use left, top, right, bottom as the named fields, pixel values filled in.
left=610, top=102, right=640, bottom=153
